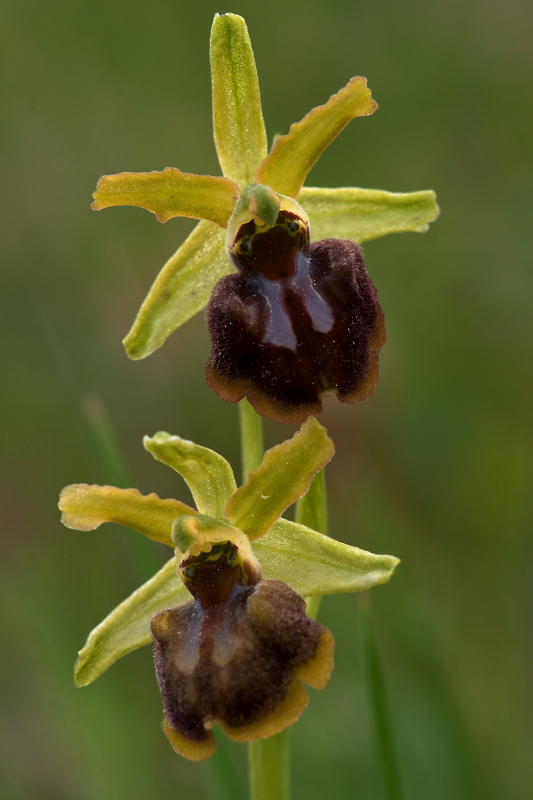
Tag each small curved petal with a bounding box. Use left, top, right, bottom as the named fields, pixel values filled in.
left=59, top=484, right=193, bottom=546
left=254, top=77, right=377, bottom=198
left=74, top=557, right=190, bottom=687
left=299, top=186, right=440, bottom=243
left=123, top=220, right=231, bottom=360
left=144, top=432, right=237, bottom=518
left=92, top=169, right=239, bottom=226
left=225, top=417, right=334, bottom=541
left=210, top=13, right=268, bottom=188
left=252, top=518, right=400, bottom=597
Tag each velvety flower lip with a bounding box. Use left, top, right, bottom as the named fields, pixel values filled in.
left=151, top=527, right=334, bottom=760
left=90, top=12, right=439, bottom=370
left=205, top=187, right=386, bottom=423
left=59, top=418, right=400, bottom=757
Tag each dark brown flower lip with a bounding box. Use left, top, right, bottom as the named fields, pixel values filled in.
left=205, top=237, right=386, bottom=424
left=150, top=575, right=334, bottom=761
left=152, top=510, right=334, bottom=762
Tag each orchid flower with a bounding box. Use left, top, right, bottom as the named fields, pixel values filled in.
left=92, top=13, right=439, bottom=422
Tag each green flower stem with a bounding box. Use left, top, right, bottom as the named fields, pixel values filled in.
left=296, top=469, right=328, bottom=620
left=359, top=592, right=404, bottom=800
left=239, top=398, right=264, bottom=481
left=238, top=399, right=291, bottom=800
left=248, top=728, right=291, bottom=800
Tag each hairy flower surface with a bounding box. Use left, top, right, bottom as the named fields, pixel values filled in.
left=91, top=13, right=439, bottom=421
left=60, top=418, right=399, bottom=758
left=152, top=524, right=334, bottom=759
left=206, top=186, right=386, bottom=422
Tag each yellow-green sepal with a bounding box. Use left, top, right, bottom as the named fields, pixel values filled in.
left=92, top=169, right=238, bottom=226
left=253, top=519, right=400, bottom=597
left=225, top=417, right=334, bottom=541
left=144, top=432, right=237, bottom=518
left=59, top=484, right=195, bottom=547
left=74, top=557, right=190, bottom=687
left=299, top=186, right=440, bottom=242
left=123, top=220, right=231, bottom=360
left=210, top=13, right=268, bottom=188
left=255, top=77, right=377, bottom=198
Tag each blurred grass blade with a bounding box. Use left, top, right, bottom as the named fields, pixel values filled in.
left=226, top=417, right=334, bottom=541
left=210, top=13, right=268, bottom=187
left=82, top=393, right=132, bottom=488
left=299, top=186, right=440, bottom=242
left=144, top=431, right=237, bottom=518
left=360, top=592, right=404, bottom=800
left=92, top=169, right=239, bottom=226
left=211, top=730, right=248, bottom=800
left=81, top=394, right=165, bottom=576
left=75, top=557, right=190, bottom=686
left=255, top=77, right=377, bottom=198
left=123, top=220, right=231, bottom=360
left=253, top=518, right=399, bottom=597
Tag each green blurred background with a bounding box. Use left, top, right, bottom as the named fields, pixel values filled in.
left=1, top=0, right=532, bottom=798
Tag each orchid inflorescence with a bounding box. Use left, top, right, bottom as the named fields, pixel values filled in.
left=60, top=419, right=398, bottom=759
left=61, top=12, right=438, bottom=762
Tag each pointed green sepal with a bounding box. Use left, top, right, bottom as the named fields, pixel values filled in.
left=123, top=220, right=231, bottom=360
left=210, top=13, right=268, bottom=187
left=299, top=186, right=440, bottom=242
left=253, top=519, right=400, bottom=597
left=74, top=557, right=190, bottom=687
left=59, top=484, right=194, bottom=546
left=92, top=169, right=239, bottom=226
left=144, top=432, right=237, bottom=518
left=255, top=77, right=377, bottom=198
left=225, top=417, right=334, bottom=541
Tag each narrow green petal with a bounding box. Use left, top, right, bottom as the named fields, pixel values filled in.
left=225, top=417, right=334, bottom=541
left=123, top=220, right=231, bottom=360
left=253, top=519, right=400, bottom=597
left=144, top=432, right=237, bottom=518
left=92, top=169, right=239, bottom=227
left=210, top=13, right=268, bottom=187
left=299, top=186, right=440, bottom=242
left=59, top=484, right=195, bottom=546
left=255, top=77, right=377, bottom=198
left=74, top=557, right=190, bottom=687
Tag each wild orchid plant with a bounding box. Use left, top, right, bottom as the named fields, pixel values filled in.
left=60, top=12, right=438, bottom=799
